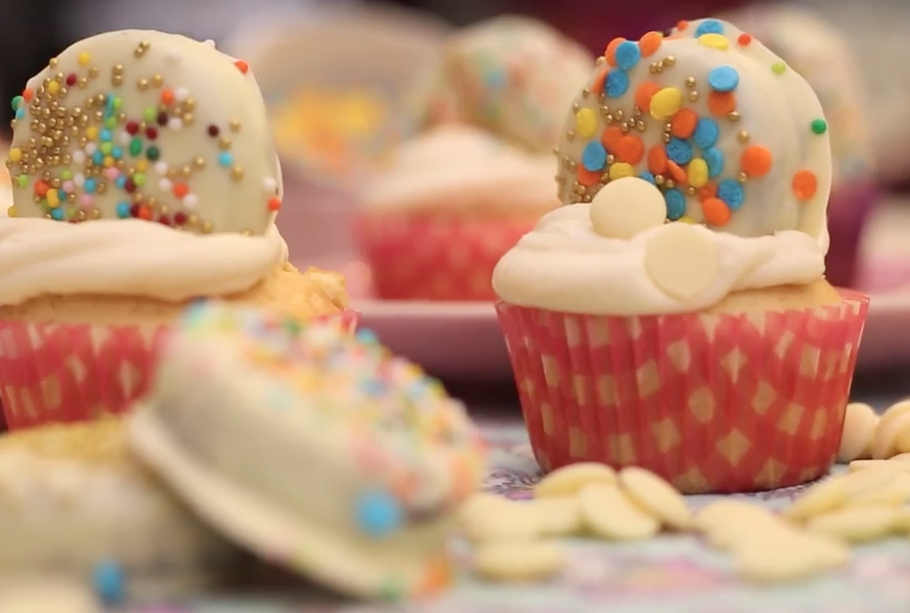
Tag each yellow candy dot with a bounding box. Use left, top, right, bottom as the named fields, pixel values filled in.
left=78, top=52, right=91, bottom=66
left=608, top=163, right=636, bottom=180
left=103, top=156, right=115, bottom=168
left=677, top=216, right=695, bottom=224
left=649, top=87, right=683, bottom=120
left=8, top=148, right=22, bottom=163
left=575, top=108, right=598, bottom=138
left=687, top=158, right=709, bottom=188
left=698, top=34, right=729, bottom=50
left=85, top=126, right=98, bottom=141
left=47, top=81, right=60, bottom=96
left=46, top=189, right=60, bottom=207
left=136, top=159, right=149, bottom=172
left=6, top=206, right=17, bottom=218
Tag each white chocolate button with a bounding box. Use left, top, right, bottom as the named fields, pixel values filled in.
left=578, top=483, right=660, bottom=540
left=459, top=492, right=513, bottom=527
left=643, top=223, right=720, bottom=301
left=529, top=497, right=582, bottom=536
left=588, top=177, right=666, bottom=239
left=838, top=402, right=878, bottom=462
left=697, top=504, right=787, bottom=550
left=806, top=505, right=898, bottom=543
left=534, top=462, right=617, bottom=498
left=781, top=476, right=848, bottom=522
left=846, top=474, right=910, bottom=508
left=0, top=578, right=101, bottom=613
left=463, top=500, right=544, bottom=542
left=733, top=532, right=850, bottom=584
left=472, top=540, right=566, bottom=583
left=618, top=466, right=692, bottom=530
left=872, top=401, right=910, bottom=459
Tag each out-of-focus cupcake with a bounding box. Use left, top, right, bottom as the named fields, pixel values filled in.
left=225, top=5, right=450, bottom=277
left=0, top=30, right=353, bottom=430
left=718, top=3, right=879, bottom=288
left=493, top=19, right=869, bottom=494
left=357, top=16, right=594, bottom=301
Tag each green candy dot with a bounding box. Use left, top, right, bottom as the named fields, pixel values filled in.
left=61, top=169, right=73, bottom=180
left=283, top=319, right=301, bottom=336
left=145, top=146, right=160, bottom=161
left=129, top=137, right=143, bottom=157
left=16, top=175, right=27, bottom=187
left=811, top=118, right=828, bottom=135
left=10, top=95, right=22, bottom=111
left=100, top=142, right=113, bottom=155
left=112, top=96, right=123, bottom=110
left=771, top=61, right=786, bottom=75
left=143, top=106, right=156, bottom=122
left=105, top=116, right=117, bottom=129
left=132, top=172, right=146, bottom=186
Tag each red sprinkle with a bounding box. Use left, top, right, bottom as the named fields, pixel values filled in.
left=174, top=212, right=188, bottom=225
left=738, top=33, right=752, bottom=46
left=65, top=73, right=77, bottom=86
left=126, top=121, right=140, bottom=135
left=267, top=197, right=282, bottom=212
left=145, top=127, right=158, bottom=140
left=234, top=60, right=250, bottom=74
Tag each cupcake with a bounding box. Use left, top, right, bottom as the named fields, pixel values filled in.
left=718, top=3, right=879, bottom=287
left=129, top=302, right=487, bottom=600
left=357, top=16, right=593, bottom=301
left=0, top=30, right=354, bottom=430
left=493, top=18, right=869, bottom=494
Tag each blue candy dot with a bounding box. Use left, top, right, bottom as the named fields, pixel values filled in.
left=99, top=128, right=112, bottom=142
left=115, top=176, right=126, bottom=189
left=355, top=489, right=402, bottom=538
left=355, top=328, right=379, bottom=344
left=49, top=207, right=64, bottom=220
left=91, top=151, right=104, bottom=165
left=581, top=141, right=607, bottom=171
left=484, top=70, right=507, bottom=89
left=83, top=178, right=97, bottom=193
left=703, top=147, right=724, bottom=178
left=692, top=118, right=719, bottom=149
left=605, top=70, right=630, bottom=98
left=15, top=108, right=24, bottom=120
left=717, top=179, right=745, bottom=210
left=614, top=41, right=641, bottom=71
left=116, top=201, right=131, bottom=218
left=92, top=559, right=126, bottom=605
left=664, top=188, right=686, bottom=220
left=217, top=151, right=233, bottom=167
left=694, top=19, right=724, bottom=37
left=111, top=146, right=123, bottom=160
left=666, top=138, right=694, bottom=165
left=707, top=66, right=739, bottom=92
left=639, top=171, right=656, bottom=185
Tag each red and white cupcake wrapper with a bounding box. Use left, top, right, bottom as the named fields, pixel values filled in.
left=495, top=291, right=870, bottom=494
left=0, top=309, right=360, bottom=431
left=354, top=212, right=534, bottom=301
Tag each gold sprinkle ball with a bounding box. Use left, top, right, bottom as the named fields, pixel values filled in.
left=5, top=30, right=284, bottom=235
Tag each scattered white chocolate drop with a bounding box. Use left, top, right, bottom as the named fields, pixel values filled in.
left=472, top=540, right=566, bottom=583
left=588, top=177, right=666, bottom=239
left=872, top=401, right=910, bottom=459
left=838, top=402, right=878, bottom=462
left=643, top=222, right=720, bottom=300
left=534, top=462, right=617, bottom=498
left=618, top=466, right=692, bottom=530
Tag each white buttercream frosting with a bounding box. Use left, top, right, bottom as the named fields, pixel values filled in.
left=492, top=204, right=826, bottom=315
left=362, top=124, right=559, bottom=214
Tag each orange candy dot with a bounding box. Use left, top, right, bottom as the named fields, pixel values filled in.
left=160, top=89, right=175, bottom=105
left=791, top=170, right=818, bottom=200
left=576, top=166, right=602, bottom=187
left=34, top=180, right=49, bottom=196
left=600, top=126, right=624, bottom=153
left=234, top=59, right=250, bottom=74
left=605, top=38, right=626, bottom=67
left=172, top=183, right=190, bottom=198
left=137, top=205, right=153, bottom=220
left=591, top=67, right=608, bottom=94
left=638, top=31, right=663, bottom=56
left=21, top=88, right=33, bottom=102
left=670, top=108, right=698, bottom=138
left=615, top=135, right=645, bottom=164
left=267, top=197, right=282, bottom=212
left=738, top=33, right=753, bottom=46
left=667, top=161, right=688, bottom=185
left=740, top=145, right=773, bottom=177
left=677, top=20, right=689, bottom=31
left=707, top=91, right=737, bottom=116
left=702, top=197, right=732, bottom=226
left=697, top=182, right=718, bottom=202
left=647, top=146, right=668, bottom=175
left=634, top=81, right=660, bottom=112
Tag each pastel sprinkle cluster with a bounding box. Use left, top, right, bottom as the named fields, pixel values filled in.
left=569, top=19, right=827, bottom=226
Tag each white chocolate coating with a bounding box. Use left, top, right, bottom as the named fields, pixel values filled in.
left=555, top=18, right=832, bottom=244
left=6, top=30, right=282, bottom=235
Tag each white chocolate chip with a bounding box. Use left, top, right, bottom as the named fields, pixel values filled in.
left=781, top=476, right=848, bottom=522
left=733, top=531, right=850, bottom=584
left=463, top=500, right=544, bottom=543
left=458, top=492, right=512, bottom=527
left=847, top=475, right=910, bottom=508
left=838, top=402, right=878, bottom=462
left=806, top=505, right=898, bottom=543
left=528, top=496, right=582, bottom=536
left=872, top=400, right=910, bottom=459
left=618, top=466, right=692, bottom=530
left=578, top=483, right=660, bottom=541
left=472, top=540, right=566, bottom=583
left=643, top=223, right=720, bottom=301
left=0, top=578, right=101, bottom=613
left=847, top=459, right=910, bottom=473
left=588, top=177, right=666, bottom=239
left=534, top=462, right=617, bottom=498
left=872, top=410, right=910, bottom=460
left=696, top=503, right=786, bottom=550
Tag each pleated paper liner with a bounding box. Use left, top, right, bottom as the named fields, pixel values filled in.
left=354, top=212, right=535, bottom=301
left=496, top=290, right=870, bottom=494
left=0, top=309, right=360, bottom=431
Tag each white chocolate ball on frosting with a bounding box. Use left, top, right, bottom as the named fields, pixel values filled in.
left=6, top=30, right=282, bottom=236
left=589, top=177, right=666, bottom=239
left=644, top=222, right=720, bottom=300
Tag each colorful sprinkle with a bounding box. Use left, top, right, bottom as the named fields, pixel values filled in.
left=605, top=70, right=630, bottom=98
left=791, top=170, right=818, bottom=200
left=717, top=178, right=745, bottom=210
left=670, top=108, right=698, bottom=139
left=740, top=145, right=773, bottom=177
left=92, top=560, right=126, bottom=605
left=582, top=142, right=607, bottom=171
left=664, top=188, right=686, bottom=220
left=698, top=34, right=729, bottom=50
left=614, top=41, right=642, bottom=71
left=701, top=197, right=732, bottom=226
left=355, top=489, right=403, bottom=538
left=608, top=162, right=635, bottom=180
left=639, top=171, right=656, bottom=185
left=694, top=19, right=725, bottom=37
left=692, top=118, right=720, bottom=149
left=687, top=158, right=709, bottom=188
left=703, top=147, right=725, bottom=178
left=771, top=61, right=787, bottom=75
left=811, top=118, right=828, bottom=135
left=707, top=66, right=739, bottom=92
left=666, top=138, right=694, bottom=165
left=575, top=108, right=598, bottom=138
left=638, top=32, right=663, bottom=57
left=649, top=87, right=683, bottom=120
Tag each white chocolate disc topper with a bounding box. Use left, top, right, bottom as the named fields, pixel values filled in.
left=555, top=18, right=832, bottom=243
left=589, top=176, right=665, bottom=239
left=5, top=30, right=283, bottom=236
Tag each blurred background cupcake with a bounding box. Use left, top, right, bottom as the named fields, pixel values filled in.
left=356, top=15, right=594, bottom=301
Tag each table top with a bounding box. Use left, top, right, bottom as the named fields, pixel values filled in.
left=123, top=379, right=910, bottom=613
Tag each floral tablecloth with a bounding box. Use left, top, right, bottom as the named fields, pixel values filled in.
left=131, top=391, right=910, bottom=613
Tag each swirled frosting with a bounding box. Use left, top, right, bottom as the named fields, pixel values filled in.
left=0, top=217, right=286, bottom=306
left=362, top=124, right=560, bottom=215
left=492, top=204, right=826, bottom=315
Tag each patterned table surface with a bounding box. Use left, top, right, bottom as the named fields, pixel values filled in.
left=129, top=387, right=910, bottom=613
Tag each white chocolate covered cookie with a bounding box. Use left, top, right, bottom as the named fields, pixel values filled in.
left=6, top=30, right=281, bottom=235
left=129, top=303, right=487, bottom=601
left=554, top=18, right=832, bottom=243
